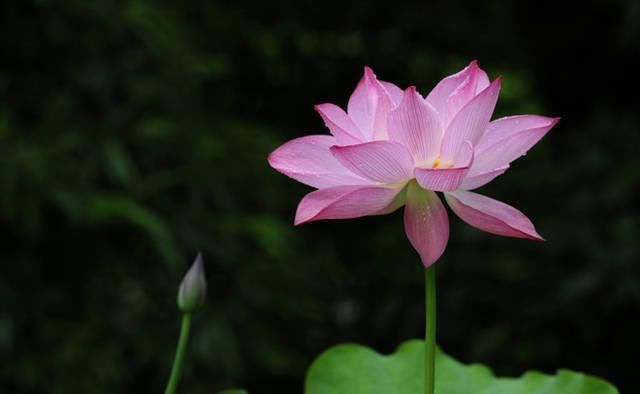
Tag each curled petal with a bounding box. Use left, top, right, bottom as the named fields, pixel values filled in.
left=387, top=86, right=443, bottom=163
left=414, top=141, right=473, bottom=192
left=439, top=78, right=501, bottom=163
left=460, top=165, right=509, bottom=190
left=331, top=141, right=414, bottom=183
left=404, top=182, right=449, bottom=267
left=295, top=184, right=406, bottom=225
left=347, top=66, right=395, bottom=140
left=471, top=115, right=559, bottom=173
left=445, top=190, right=543, bottom=240
left=315, top=103, right=363, bottom=145
left=268, top=135, right=370, bottom=189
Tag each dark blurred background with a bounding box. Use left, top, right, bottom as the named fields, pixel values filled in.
left=1, top=0, right=638, bottom=393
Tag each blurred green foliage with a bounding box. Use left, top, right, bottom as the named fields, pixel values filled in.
left=0, top=0, right=638, bottom=393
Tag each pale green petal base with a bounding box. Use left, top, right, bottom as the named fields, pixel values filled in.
left=304, top=340, right=618, bottom=394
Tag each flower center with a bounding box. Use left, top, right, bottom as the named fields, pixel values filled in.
left=432, top=155, right=441, bottom=168
left=431, top=155, right=453, bottom=169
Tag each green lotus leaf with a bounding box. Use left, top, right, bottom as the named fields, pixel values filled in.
left=305, top=340, right=618, bottom=394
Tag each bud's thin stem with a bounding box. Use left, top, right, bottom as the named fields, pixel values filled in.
left=164, top=313, right=192, bottom=394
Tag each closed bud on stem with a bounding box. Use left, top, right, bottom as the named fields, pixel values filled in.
left=177, top=252, right=207, bottom=313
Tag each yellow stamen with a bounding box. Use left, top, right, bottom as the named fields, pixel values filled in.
left=432, top=155, right=441, bottom=169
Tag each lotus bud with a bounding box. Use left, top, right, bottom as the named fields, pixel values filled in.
left=177, top=252, right=207, bottom=313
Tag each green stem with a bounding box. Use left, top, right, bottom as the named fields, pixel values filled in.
left=165, top=313, right=193, bottom=394
left=424, top=266, right=436, bottom=394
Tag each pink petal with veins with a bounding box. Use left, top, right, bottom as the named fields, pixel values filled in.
left=330, top=140, right=414, bottom=183
left=478, top=115, right=559, bottom=148
left=268, top=135, right=370, bottom=189
left=471, top=115, right=559, bottom=173
left=426, top=60, right=490, bottom=120
left=387, top=86, right=443, bottom=163
left=347, top=67, right=395, bottom=140
left=445, top=190, right=543, bottom=240
left=295, top=184, right=406, bottom=225
left=426, top=65, right=471, bottom=116
left=439, top=78, right=501, bottom=163
left=445, top=61, right=489, bottom=125
left=404, top=182, right=450, bottom=267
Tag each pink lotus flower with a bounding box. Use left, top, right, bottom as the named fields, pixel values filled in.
left=269, top=62, right=558, bottom=266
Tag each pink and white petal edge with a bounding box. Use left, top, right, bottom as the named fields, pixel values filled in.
left=330, top=140, right=414, bottom=184
left=444, top=190, right=543, bottom=240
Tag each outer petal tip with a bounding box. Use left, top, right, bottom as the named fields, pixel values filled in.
left=364, top=65, right=376, bottom=77
left=294, top=196, right=320, bottom=226
left=313, top=103, right=336, bottom=119
left=404, top=85, right=427, bottom=100
left=523, top=226, right=545, bottom=241
left=471, top=114, right=559, bottom=175
left=532, top=233, right=545, bottom=242
left=267, top=151, right=276, bottom=166
left=445, top=190, right=544, bottom=241
left=517, top=229, right=545, bottom=241
left=314, top=104, right=364, bottom=145
left=293, top=211, right=309, bottom=226
left=483, top=76, right=502, bottom=94
left=512, top=224, right=545, bottom=242
left=267, top=148, right=285, bottom=170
